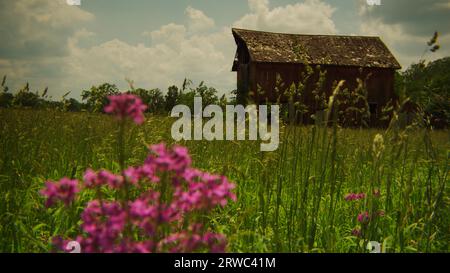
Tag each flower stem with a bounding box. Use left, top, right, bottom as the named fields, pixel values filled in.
left=118, top=119, right=132, bottom=238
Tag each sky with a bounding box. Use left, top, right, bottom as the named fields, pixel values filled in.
left=0, top=0, right=449, bottom=100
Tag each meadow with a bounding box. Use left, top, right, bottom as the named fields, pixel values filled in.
left=0, top=107, right=448, bottom=253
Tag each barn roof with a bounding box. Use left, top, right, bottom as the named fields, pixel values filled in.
left=232, top=28, right=401, bottom=69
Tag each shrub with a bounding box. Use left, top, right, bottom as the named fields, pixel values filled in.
left=12, top=83, right=41, bottom=108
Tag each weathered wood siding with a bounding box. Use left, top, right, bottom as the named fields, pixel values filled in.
left=243, top=63, right=396, bottom=126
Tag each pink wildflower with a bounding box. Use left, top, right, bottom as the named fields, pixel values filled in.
left=83, top=169, right=124, bottom=189
left=40, top=178, right=79, bottom=207
left=83, top=169, right=98, bottom=187
left=344, top=193, right=356, bottom=201
left=157, top=224, right=227, bottom=253
left=124, top=166, right=141, bottom=184
left=147, top=143, right=192, bottom=174
left=79, top=200, right=127, bottom=252
left=104, top=94, right=147, bottom=124
left=345, top=192, right=366, bottom=201
left=357, top=211, right=370, bottom=224
left=46, top=143, right=236, bottom=253
left=174, top=171, right=236, bottom=211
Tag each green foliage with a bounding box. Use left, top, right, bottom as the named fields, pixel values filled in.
left=81, top=83, right=119, bottom=112
left=0, top=76, right=13, bottom=108
left=336, top=77, right=370, bottom=128
left=176, top=79, right=220, bottom=111
left=0, top=93, right=13, bottom=108
left=228, top=89, right=237, bottom=105
left=63, top=98, right=83, bottom=112
left=12, top=83, right=42, bottom=108
left=195, top=81, right=220, bottom=106
left=1, top=76, right=232, bottom=115
left=165, top=85, right=180, bottom=112
left=0, top=108, right=448, bottom=253
left=1, top=75, right=8, bottom=92
left=401, top=57, right=450, bottom=127
left=129, top=88, right=165, bottom=114
left=177, top=89, right=196, bottom=111
left=218, top=94, right=228, bottom=109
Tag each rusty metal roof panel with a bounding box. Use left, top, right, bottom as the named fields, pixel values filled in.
left=232, top=28, right=401, bottom=69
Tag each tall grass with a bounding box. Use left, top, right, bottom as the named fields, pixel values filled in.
left=0, top=107, right=448, bottom=252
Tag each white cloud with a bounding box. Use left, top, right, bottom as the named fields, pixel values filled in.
left=432, top=1, right=450, bottom=9
left=0, top=0, right=93, bottom=59
left=233, top=0, right=337, bottom=34
left=359, top=19, right=420, bottom=68
left=0, top=0, right=94, bottom=96
left=149, top=23, right=187, bottom=50
left=185, top=6, right=215, bottom=33
left=58, top=7, right=226, bottom=98
left=1, top=0, right=341, bottom=99
left=358, top=0, right=450, bottom=69
left=63, top=25, right=235, bottom=98
left=248, top=0, right=270, bottom=13
left=61, top=0, right=338, bottom=98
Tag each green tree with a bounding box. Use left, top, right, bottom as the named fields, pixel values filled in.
left=81, top=83, right=119, bottom=112
left=195, top=81, right=219, bottom=106
left=176, top=80, right=220, bottom=111
left=165, top=85, right=180, bottom=112
left=12, top=83, right=41, bottom=108
left=0, top=93, right=13, bottom=108
left=402, top=57, right=450, bottom=127
left=63, top=98, right=83, bottom=112
left=130, top=88, right=165, bottom=114
left=229, top=89, right=237, bottom=105
left=178, top=89, right=197, bottom=111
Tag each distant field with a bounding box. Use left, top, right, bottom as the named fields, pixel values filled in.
left=0, top=108, right=448, bottom=252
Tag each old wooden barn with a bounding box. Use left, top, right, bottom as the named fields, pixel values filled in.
left=231, top=28, right=401, bottom=126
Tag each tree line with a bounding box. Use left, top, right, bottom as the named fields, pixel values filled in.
left=0, top=77, right=234, bottom=114
left=0, top=57, right=448, bottom=127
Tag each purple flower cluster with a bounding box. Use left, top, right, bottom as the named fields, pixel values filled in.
left=78, top=200, right=128, bottom=252
left=344, top=192, right=366, bottom=201
left=158, top=224, right=227, bottom=253
left=104, top=94, right=147, bottom=124
left=84, top=169, right=126, bottom=189
left=41, top=143, right=236, bottom=253
left=357, top=211, right=370, bottom=224
left=40, top=178, right=80, bottom=207
left=351, top=209, right=386, bottom=238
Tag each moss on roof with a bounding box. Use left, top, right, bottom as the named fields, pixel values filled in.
left=232, top=28, right=401, bottom=69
